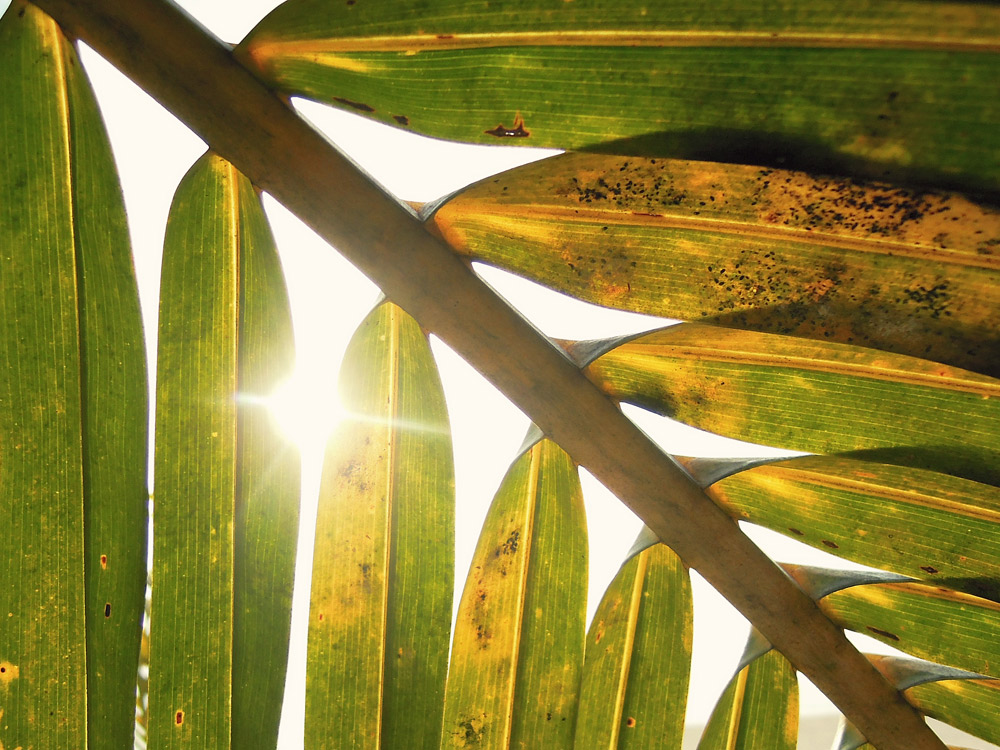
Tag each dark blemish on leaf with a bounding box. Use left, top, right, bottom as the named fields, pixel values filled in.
left=546, top=712, right=552, bottom=721
left=104, top=603, right=111, bottom=618
left=867, top=626, right=900, bottom=641
left=392, top=115, right=410, bottom=126
left=318, top=613, right=324, bottom=621
left=502, top=529, right=520, bottom=555
left=920, top=566, right=939, bottom=574
left=18, top=5, right=25, bottom=16
left=788, top=528, right=804, bottom=536
left=346, top=0, right=355, bottom=5
left=359, top=562, right=372, bottom=578
left=821, top=540, right=839, bottom=549
left=175, top=710, right=184, bottom=725
left=887, top=90, right=899, bottom=103
left=436, top=34, right=454, bottom=39
left=455, top=715, right=485, bottom=743
left=333, top=97, right=375, bottom=113
left=626, top=717, right=636, bottom=728
left=100, top=554, right=107, bottom=569
left=485, top=113, right=530, bottom=138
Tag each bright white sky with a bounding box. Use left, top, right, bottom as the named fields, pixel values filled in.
left=8, top=1, right=990, bottom=747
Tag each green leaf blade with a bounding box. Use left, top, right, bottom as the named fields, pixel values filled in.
left=151, top=152, right=239, bottom=748
left=903, top=678, right=1000, bottom=747
left=708, top=456, right=1000, bottom=598
left=697, top=648, right=798, bottom=750
left=0, top=4, right=87, bottom=747
left=583, top=324, right=1000, bottom=485
left=232, top=177, right=300, bottom=750
left=574, top=544, right=693, bottom=749
left=306, top=300, right=454, bottom=750
left=817, top=582, right=1000, bottom=678
left=430, top=154, right=1000, bottom=376
left=442, top=438, right=586, bottom=750
left=240, top=0, right=1000, bottom=192
left=0, top=3, right=148, bottom=747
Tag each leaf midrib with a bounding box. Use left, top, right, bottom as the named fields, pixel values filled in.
left=246, top=29, right=1000, bottom=58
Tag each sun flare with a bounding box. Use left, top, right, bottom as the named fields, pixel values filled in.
left=262, top=371, right=345, bottom=454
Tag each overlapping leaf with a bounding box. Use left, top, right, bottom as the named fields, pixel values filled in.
left=151, top=153, right=298, bottom=749
left=428, top=154, right=1000, bottom=376
left=578, top=324, right=1000, bottom=486
left=307, top=300, right=454, bottom=750
left=784, top=565, right=1000, bottom=677
left=442, top=437, right=586, bottom=749
left=697, top=633, right=798, bottom=750
left=0, top=3, right=147, bottom=748
left=704, top=455, right=1000, bottom=598
left=238, top=0, right=1000, bottom=192
left=574, top=543, right=692, bottom=749
left=866, top=655, right=1000, bottom=747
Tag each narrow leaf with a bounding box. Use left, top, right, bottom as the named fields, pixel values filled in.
left=904, top=678, right=1000, bottom=747
left=581, top=324, right=1000, bottom=485
left=232, top=172, right=300, bottom=749
left=238, top=0, right=1000, bottom=192
left=442, top=438, right=586, bottom=750
left=868, top=655, right=1000, bottom=747
left=151, top=153, right=298, bottom=749
left=820, top=581, right=1000, bottom=679
left=1, top=3, right=147, bottom=747
left=429, top=154, right=1000, bottom=376
left=708, top=456, right=1000, bottom=599
left=697, top=643, right=798, bottom=750
left=306, top=300, right=454, bottom=750
left=574, top=544, right=693, bottom=749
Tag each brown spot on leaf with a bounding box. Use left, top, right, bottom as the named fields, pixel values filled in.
left=175, top=710, right=184, bottom=725
left=788, top=528, right=804, bottom=536
left=333, top=97, right=375, bottom=113
left=920, top=566, right=939, bottom=574
left=0, top=661, right=20, bottom=686
left=392, top=114, right=410, bottom=126
left=626, top=716, right=636, bottom=728
left=104, top=603, right=111, bottom=618
left=485, top=113, right=530, bottom=138
left=821, top=540, right=840, bottom=549
left=100, top=554, right=107, bottom=569
left=867, top=626, right=900, bottom=641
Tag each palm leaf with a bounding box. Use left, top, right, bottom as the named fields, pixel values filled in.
left=574, top=543, right=692, bottom=749
left=703, top=455, right=1000, bottom=600
left=0, top=3, right=147, bottom=747
left=238, top=0, right=1000, bottom=192
left=150, top=153, right=298, bottom=749
left=306, top=300, right=454, bottom=750
left=428, top=153, right=1000, bottom=376
left=697, top=633, right=798, bottom=750
left=577, top=324, right=1000, bottom=486
left=442, top=437, right=586, bottom=749
left=785, top=565, right=1000, bottom=678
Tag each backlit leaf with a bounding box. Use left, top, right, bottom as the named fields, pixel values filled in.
left=150, top=153, right=298, bottom=749
left=306, top=300, right=454, bottom=750
left=0, top=3, right=147, bottom=748
left=697, top=637, right=798, bottom=750
left=574, top=543, right=692, bottom=749
left=784, top=565, right=1000, bottom=677
left=580, top=324, right=1000, bottom=486
left=442, top=438, right=586, bottom=750
left=429, top=154, right=1000, bottom=376
left=707, top=456, right=1000, bottom=599
left=239, top=0, right=1000, bottom=191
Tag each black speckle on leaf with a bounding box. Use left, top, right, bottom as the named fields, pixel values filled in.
left=333, top=97, right=375, bottom=113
